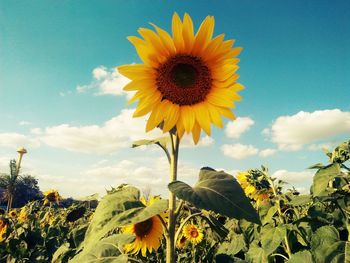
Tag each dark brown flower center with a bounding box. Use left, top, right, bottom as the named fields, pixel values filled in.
left=156, top=55, right=212, bottom=105
left=47, top=193, right=57, bottom=202
left=134, top=218, right=153, bottom=238
left=190, top=229, right=199, bottom=238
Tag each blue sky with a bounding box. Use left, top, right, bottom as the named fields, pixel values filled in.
left=1, top=0, right=349, bottom=198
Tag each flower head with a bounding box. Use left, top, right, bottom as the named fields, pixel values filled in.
left=237, top=170, right=271, bottom=206
left=118, top=13, right=243, bottom=144
left=43, top=189, right=62, bottom=205
left=18, top=207, right=28, bottom=223
left=182, top=224, right=203, bottom=245
left=123, top=196, right=165, bottom=256
left=0, top=218, right=8, bottom=242
left=9, top=210, right=17, bottom=218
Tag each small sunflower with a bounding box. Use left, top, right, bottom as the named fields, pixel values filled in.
left=0, top=218, right=8, bottom=242
left=176, top=235, right=188, bottom=249
left=118, top=13, right=243, bottom=144
left=123, top=196, right=165, bottom=257
left=182, top=224, right=203, bottom=245
left=236, top=171, right=271, bottom=206
left=43, top=189, right=62, bottom=205
left=9, top=210, right=17, bottom=218
left=18, top=207, right=28, bottom=223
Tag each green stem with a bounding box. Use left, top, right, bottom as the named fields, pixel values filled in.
left=166, top=132, right=180, bottom=263
left=267, top=176, right=292, bottom=258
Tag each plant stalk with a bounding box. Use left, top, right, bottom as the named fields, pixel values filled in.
left=166, top=133, right=179, bottom=263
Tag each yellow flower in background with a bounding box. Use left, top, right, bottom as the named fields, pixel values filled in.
left=176, top=235, right=188, bottom=249
left=237, top=171, right=271, bottom=206
left=43, top=189, right=62, bottom=205
left=0, top=218, right=8, bottom=242
left=118, top=13, right=243, bottom=144
left=18, top=207, right=28, bottom=223
left=123, top=196, right=165, bottom=256
left=9, top=210, right=17, bottom=218
left=182, top=224, right=203, bottom=245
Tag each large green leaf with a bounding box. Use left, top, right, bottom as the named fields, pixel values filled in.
left=312, top=163, right=340, bottom=197
left=288, top=194, right=312, bottom=206
left=82, top=185, right=140, bottom=249
left=311, top=225, right=341, bottom=262
left=216, top=234, right=246, bottom=257
left=288, top=250, right=313, bottom=263
left=260, top=224, right=286, bottom=255
left=109, top=199, right=168, bottom=226
left=70, top=234, right=134, bottom=263
left=246, top=241, right=268, bottom=263
left=168, top=167, right=260, bottom=224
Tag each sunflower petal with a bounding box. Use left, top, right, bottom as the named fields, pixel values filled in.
left=172, top=12, right=184, bottom=52
left=192, top=16, right=215, bottom=55
left=192, top=121, right=201, bottom=144
left=182, top=13, right=195, bottom=50
left=193, top=103, right=211, bottom=135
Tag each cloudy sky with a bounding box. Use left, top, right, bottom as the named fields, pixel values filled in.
left=1, top=1, right=349, bottom=198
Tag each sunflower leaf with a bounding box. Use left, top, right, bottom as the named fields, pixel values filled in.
left=168, top=167, right=260, bottom=224
left=132, top=137, right=169, bottom=148
left=112, top=199, right=168, bottom=226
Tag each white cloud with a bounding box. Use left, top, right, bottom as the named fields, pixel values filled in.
left=40, top=109, right=163, bottom=154
left=79, top=157, right=198, bottom=197
left=181, top=135, right=214, bottom=148
left=221, top=143, right=259, bottom=160
left=225, top=117, right=254, bottom=139
left=19, top=121, right=31, bottom=126
left=0, top=133, right=40, bottom=149
left=259, top=148, right=277, bottom=157
left=266, top=109, right=350, bottom=151
left=76, top=66, right=131, bottom=97
left=272, top=169, right=314, bottom=184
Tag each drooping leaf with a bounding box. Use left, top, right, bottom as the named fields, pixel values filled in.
left=288, top=250, right=313, bottom=263
left=132, top=137, right=169, bottom=148
left=261, top=205, right=278, bottom=225
left=260, top=224, right=286, bottom=255
left=168, top=167, right=260, bottom=224
left=312, top=163, right=341, bottom=197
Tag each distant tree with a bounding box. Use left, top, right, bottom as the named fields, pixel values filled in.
left=11, top=175, right=42, bottom=207
left=0, top=160, right=18, bottom=210
left=0, top=160, right=42, bottom=208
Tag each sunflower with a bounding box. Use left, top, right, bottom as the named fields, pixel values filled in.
left=9, top=210, right=17, bottom=218
left=0, top=218, right=8, bottom=242
left=182, top=224, right=203, bottom=245
left=176, top=235, right=188, bottom=249
left=43, top=189, right=61, bottom=205
left=123, top=196, right=165, bottom=257
left=237, top=171, right=271, bottom=206
left=118, top=13, right=243, bottom=144
left=18, top=207, right=28, bottom=223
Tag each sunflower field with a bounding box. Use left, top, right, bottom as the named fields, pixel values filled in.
left=0, top=139, right=349, bottom=262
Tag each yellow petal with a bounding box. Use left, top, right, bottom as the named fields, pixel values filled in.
left=163, top=102, right=180, bottom=132
left=138, top=28, right=169, bottom=60
left=208, top=104, right=223, bottom=128
left=128, top=36, right=159, bottom=67
left=133, top=93, right=161, bottom=117
left=217, top=107, right=236, bottom=120
left=192, top=16, right=214, bottom=55
left=150, top=22, right=176, bottom=55
left=182, top=13, right=195, bottom=51
left=180, top=105, right=195, bottom=132
left=172, top=12, right=184, bottom=52
left=192, top=121, right=201, bottom=144
left=146, top=103, right=164, bottom=132
left=118, top=64, right=154, bottom=80
left=193, top=103, right=211, bottom=136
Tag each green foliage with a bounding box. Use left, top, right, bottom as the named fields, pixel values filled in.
left=168, top=167, right=261, bottom=224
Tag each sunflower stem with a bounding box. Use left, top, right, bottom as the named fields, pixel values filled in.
left=166, top=132, right=179, bottom=263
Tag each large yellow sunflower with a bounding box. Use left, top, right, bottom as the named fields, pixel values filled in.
left=123, top=196, right=165, bottom=257
left=182, top=224, right=203, bottom=245
left=0, top=218, right=8, bottom=242
left=118, top=13, right=243, bottom=144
